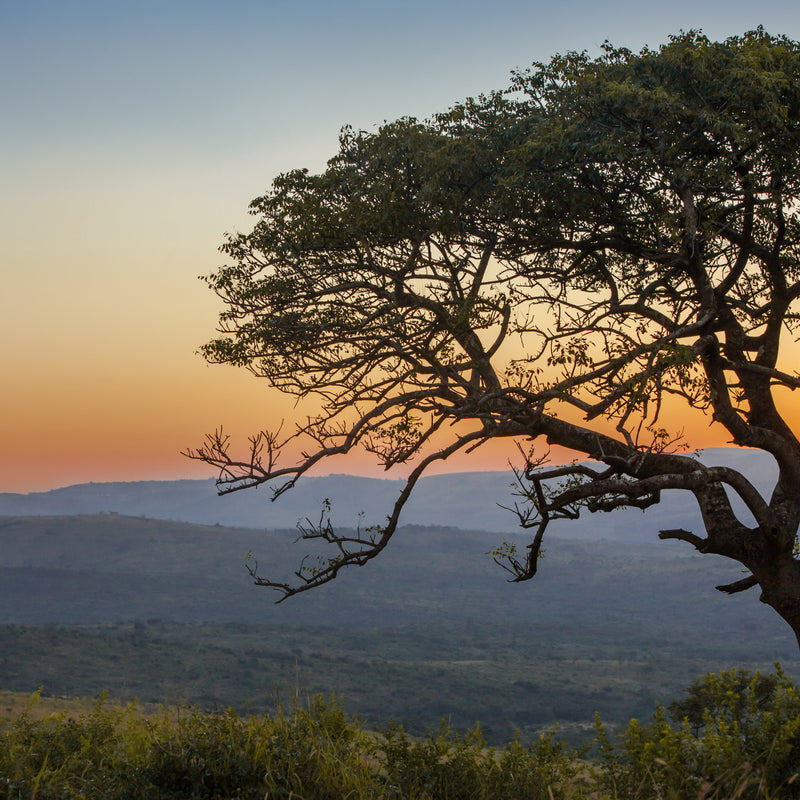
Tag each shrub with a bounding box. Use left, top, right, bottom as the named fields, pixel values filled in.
left=0, top=692, right=381, bottom=799
left=594, top=666, right=800, bottom=799
left=0, top=691, right=130, bottom=799
left=127, top=706, right=274, bottom=798
left=376, top=719, right=588, bottom=799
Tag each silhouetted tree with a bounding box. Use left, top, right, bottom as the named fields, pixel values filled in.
left=187, top=30, right=800, bottom=648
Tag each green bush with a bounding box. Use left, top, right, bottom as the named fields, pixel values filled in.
left=667, top=669, right=780, bottom=736
left=257, top=692, right=378, bottom=799
left=0, top=692, right=134, bottom=799
left=595, top=666, right=800, bottom=800
left=127, top=706, right=274, bottom=798
left=0, top=692, right=381, bottom=799
left=376, top=719, right=587, bottom=799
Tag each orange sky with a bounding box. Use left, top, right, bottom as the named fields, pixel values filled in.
left=3, top=3, right=799, bottom=493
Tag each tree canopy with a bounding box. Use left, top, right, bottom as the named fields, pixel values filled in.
left=187, top=29, right=800, bottom=647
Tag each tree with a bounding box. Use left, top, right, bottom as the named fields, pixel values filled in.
left=186, top=29, right=800, bottom=647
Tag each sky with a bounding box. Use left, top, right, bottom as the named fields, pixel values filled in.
left=2, top=0, right=800, bottom=493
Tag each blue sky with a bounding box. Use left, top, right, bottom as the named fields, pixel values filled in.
left=2, top=0, right=799, bottom=491
left=7, top=1, right=798, bottom=168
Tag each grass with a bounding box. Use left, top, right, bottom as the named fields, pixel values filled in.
left=0, top=690, right=584, bottom=799
left=2, top=668, right=800, bottom=799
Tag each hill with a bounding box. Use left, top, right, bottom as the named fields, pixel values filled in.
left=1, top=509, right=797, bottom=744
left=0, top=511, right=790, bottom=636
left=0, top=447, right=778, bottom=539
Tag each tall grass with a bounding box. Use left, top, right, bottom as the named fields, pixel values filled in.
left=2, top=668, right=799, bottom=799
left=1, top=690, right=383, bottom=799
left=0, top=690, right=585, bottom=799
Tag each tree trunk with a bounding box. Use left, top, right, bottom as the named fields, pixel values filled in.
left=752, top=556, right=800, bottom=651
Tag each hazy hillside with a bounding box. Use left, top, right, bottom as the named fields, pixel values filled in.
left=0, top=446, right=787, bottom=741
left=0, top=512, right=793, bottom=651
left=0, top=447, right=777, bottom=540
left=1, top=510, right=797, bottom=743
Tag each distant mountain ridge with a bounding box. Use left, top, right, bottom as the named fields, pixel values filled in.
left=0, top=447, right=777, bottom=541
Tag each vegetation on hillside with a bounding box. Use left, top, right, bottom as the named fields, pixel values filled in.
left=3, top=621, right=797, bottom=749
left=2, top=668, right=799, bottom=799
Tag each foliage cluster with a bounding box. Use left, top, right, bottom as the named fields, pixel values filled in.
left=0, top=690, right=581, bottom=800
left=2, top=669, right=800, bottom=799
left=0, top=691, right=374, bottom=800
left=377, top=721, right=580, bottom=799
left=596, top=667, right=800, bottom=799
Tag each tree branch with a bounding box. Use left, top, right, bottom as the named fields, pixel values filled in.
left=658, top=528, right=706, bottom=549
left=716, top=574, right=759, bottom=594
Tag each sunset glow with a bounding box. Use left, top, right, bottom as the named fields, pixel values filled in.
left=3, top=1, right=800, bottom=493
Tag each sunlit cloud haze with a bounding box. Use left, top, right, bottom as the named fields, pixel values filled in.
left=2, top=0, right=799, bottom=492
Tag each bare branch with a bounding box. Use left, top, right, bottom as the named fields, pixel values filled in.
left=716, top=574, right=759, bottom=594
left=658, top=528, right=707, bottom=549
left=246, top=428, right=492, bottom=600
